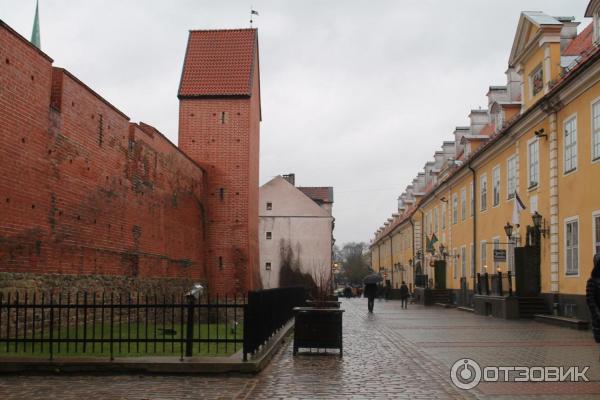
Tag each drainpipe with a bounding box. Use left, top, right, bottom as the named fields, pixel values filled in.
left=469, top=163, right=477, bottom=296
left=409, top=218, right=416, bottom=285
left=420, top=209, right=426, bottom=280
left=389, top=234, right=394, bottom=288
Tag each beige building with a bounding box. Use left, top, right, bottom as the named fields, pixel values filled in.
left=259, top=175, right=334, bottom=289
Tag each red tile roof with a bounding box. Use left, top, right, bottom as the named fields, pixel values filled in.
left=298, top=187, right=334, bottom=204
left=563, top=22, right=594, bottom=57
left=178, top=29, right=257, bottom=97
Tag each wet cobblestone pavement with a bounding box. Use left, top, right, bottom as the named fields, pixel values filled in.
left=1, top=298, right=599, bottom=399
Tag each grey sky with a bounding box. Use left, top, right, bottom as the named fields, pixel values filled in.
left=0, top=0, right=590, bottom=245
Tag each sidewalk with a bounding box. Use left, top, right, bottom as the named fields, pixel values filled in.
left=1, top=298, right=599, bottom=399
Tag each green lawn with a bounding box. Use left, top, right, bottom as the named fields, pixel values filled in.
left=0, top=322, right=243, bottom=358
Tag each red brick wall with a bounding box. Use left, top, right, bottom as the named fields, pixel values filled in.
left=0, top=23, right=207, bottom=283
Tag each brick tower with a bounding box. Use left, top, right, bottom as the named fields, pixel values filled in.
left=178, top=29, right=261, bottom=295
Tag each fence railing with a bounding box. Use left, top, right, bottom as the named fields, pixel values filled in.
left=476, top=271, right=513, bottom=296
left=243, top=287, right=306, bottom=361
left=0, top=291, right=244, bottom=360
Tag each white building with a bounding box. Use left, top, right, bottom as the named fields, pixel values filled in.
left=259, top=174, right=334, bottom=289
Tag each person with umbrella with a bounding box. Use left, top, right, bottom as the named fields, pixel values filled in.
left=586, top=254, right=600, bottom=349
left=363, top=272, right=382, bottom=313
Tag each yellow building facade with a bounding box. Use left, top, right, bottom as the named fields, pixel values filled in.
left=371, top=3, right=600, bottom=320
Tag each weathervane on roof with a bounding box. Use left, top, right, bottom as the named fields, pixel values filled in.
left=250, top=7, right=259, bottom=27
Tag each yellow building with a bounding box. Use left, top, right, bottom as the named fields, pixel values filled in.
left=371, top=3, right=600, bottom=320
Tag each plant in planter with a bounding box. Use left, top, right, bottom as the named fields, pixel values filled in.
left=293, top=269, right=344, bottom=357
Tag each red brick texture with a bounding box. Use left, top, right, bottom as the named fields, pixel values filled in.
left=178, top=29, right=261, bottom=295
left=0, top=22, right=208, bottom=283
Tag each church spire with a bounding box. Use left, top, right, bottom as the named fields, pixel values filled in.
left=31, top=0, right=41, bottom=49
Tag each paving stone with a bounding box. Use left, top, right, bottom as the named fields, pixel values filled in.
left=0, top=298, right=598, bottom=399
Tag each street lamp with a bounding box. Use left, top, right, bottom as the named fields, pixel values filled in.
left=532, top=211, right=549, bottom=237
left=504, top=222, right=513, bottom=239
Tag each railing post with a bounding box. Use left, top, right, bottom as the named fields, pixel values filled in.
left=49, top=293, right=54, bottom=361
left=242, top=303, right=249, bottom=362
left=185, top=294, right=195, bottom=357
left=484, top=272, right=490, bottom=295
left=497, top=271, right=503, bottom=295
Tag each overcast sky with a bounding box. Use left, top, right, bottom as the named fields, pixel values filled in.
left=0, top=0, right=591, bottom=245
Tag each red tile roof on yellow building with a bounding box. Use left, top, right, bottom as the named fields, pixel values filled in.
left=563, top=22, right=593, bottom=57
left=178, top=28, right=257, bottom=97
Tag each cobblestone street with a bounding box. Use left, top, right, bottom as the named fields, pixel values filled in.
left=1, top=298, right=599, bottom=399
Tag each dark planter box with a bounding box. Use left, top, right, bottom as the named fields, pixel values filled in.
left=305, top=300, right=341, bottom=308
left=293, top=307, right=344, bottom=357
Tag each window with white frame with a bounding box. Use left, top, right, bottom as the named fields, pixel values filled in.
left=528, top=139, right=539, bottom=188
left=470, top=243, right=475, bottom=277
left=595, top=213, right=600, bottom=255
left=593, top=100, right=600, bottom=160
left=564, top=116, right=577, bottom=173
left=480, top=241, right=487, bottom=273
left=470, top=182, right=474, bottom=216
left=442, top=204, right=446, bottom=230
left=507, top=155, right=517, bottom=199
left=452, top=194, right=458, bottom=224
left=493, top=238, right=500, bottom=270
left=434, top=207, right=439, bottom=233
left=453, top=248, right=458, bottom=279
left=461, top=246, right=466, bottom=277
left=492, top=166, right=500, bottom=207
left=480, top=174, right=487, bottom=211
left=461, top=188, right=467, bottom=221
left=565, top=218, right=579, bottom=276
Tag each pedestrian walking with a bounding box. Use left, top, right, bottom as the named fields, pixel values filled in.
left=399, top=281, right=409, bottom=309
left=364, top=283, right=377, bottom=313
left=586, top=254, right=600, bottom=347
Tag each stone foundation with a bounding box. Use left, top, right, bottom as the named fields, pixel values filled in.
left=0, top=272, right=205, bottom=297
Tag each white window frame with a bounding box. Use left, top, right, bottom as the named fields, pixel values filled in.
left=441, top=204, right=446, bottom=230
left=563, top=114, right=578, bottom=174
left=492, top=165, right=501, bottom=207
left=564, top=216, right=579, bottom=277
left=434, top=207, right=439, bottom=233
left=592, top=98, right=600, bottom=162
left=480, top=174, right=487, bottom=211
left=480, top=240, right=487, bottom=274
left=527, top=137, right=540, bottom=189
left=460, top=246, right=466, bottom=278
left=452, top=193, right=458, bottom=224
left=470, top=243, right=475, bottom=278
left=593, top=211, right=600, bottom=259
left=453, top=248, right=458, bottom=279
left=507, top=155, right=517, bottom=199
left=470, top=181, right=474, bottom=216
left=461, top=188, right=467, bottom=221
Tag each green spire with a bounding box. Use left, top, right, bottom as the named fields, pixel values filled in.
left=31, top=0, right=41, bottom=49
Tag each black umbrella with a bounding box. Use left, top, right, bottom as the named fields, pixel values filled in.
left=363, top=273, right=383, bottom=284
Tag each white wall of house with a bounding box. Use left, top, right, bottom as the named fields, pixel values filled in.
left=259, top=176, right=333, bottom=289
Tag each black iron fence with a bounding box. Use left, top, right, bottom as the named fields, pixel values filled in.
left=0, top=287, right=306, bottom=361
left=0, top=291, right=245, bottom=360
left=243, top=287, right=306, bottom=361
left=476, top=271, right=513, bottom=296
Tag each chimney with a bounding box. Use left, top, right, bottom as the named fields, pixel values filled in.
left=556, top=17, right=580, bottom=52
left=505, top=67, right=522, bottom=102
left=282, top=173, right=295, bottom=186
left=469, top=109, right=489, bottom=134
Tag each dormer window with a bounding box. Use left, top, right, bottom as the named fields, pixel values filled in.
left=529, top=64, right=544, bottom=97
